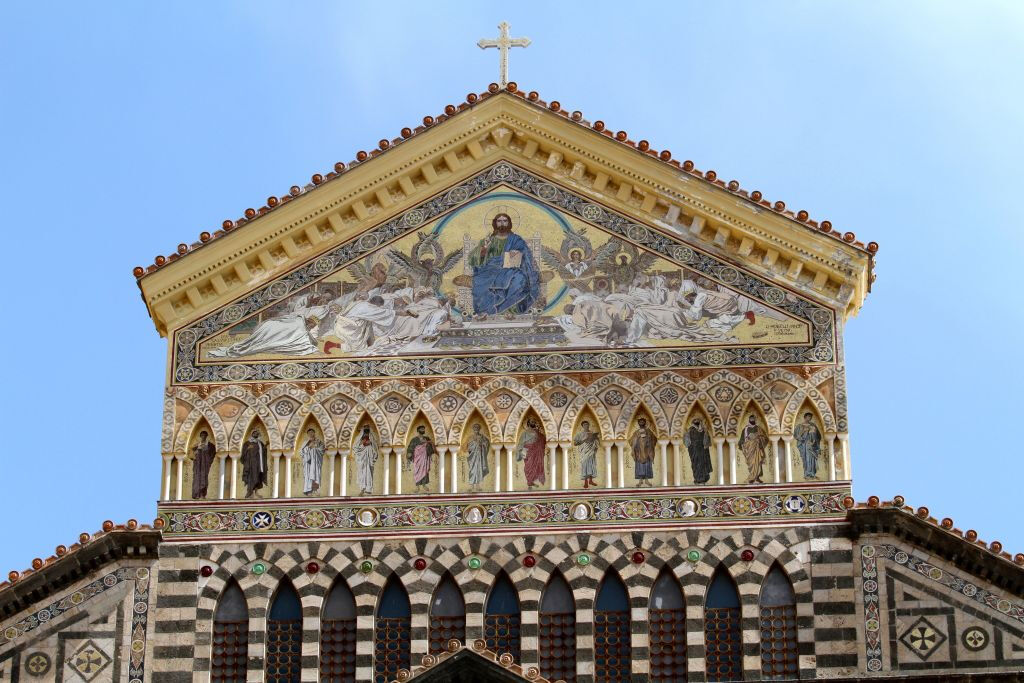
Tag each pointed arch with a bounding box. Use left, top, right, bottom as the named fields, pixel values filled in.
left=321, top=576, right=356, bottom=683
left=284, top=400, right=337, bottom=451
left=539, top=571, right=576, bottom=682
left=266, top=579, right=302, bottom=683
left=502, top=393, right=558, bottom=443
left=485, top=571, right=521, bottom=662
left=791, top=399, right=827, bottom=481
left=560, top=392, right=614, bottom=442
left=429, top=572, right=466, bottom=654
left=723, top=377, right=779, bottom=436
left=211, top=579, right=248, bottom=681
left=374, top=574, right=411, bottom=683
left=228, top=408, right=282, bottom=451
left=679, top=402, right=715, bottom=485
left=649, top=566, right=686, bottom=682
left=594, top=568, right=631, bottom=682
left=185, top=418, right=218, bottom=500
left=394, top=401, right=446, bottom=450
left=759, top=563, right=798, bottom=680
left=173, top=404, right=229, bottom=454
left=341, top=408, right=392, bottom=451
left=704, top=566, right=743, bottom=682
left=458, top=409, right=495, bottom=493
left=601, top=373, right=668, bottom=438
left=447, top=396, right=501, bottom=446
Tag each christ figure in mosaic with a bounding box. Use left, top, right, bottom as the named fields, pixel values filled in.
left=629, top=417, right=657, bottom=486
left=573, top=420, right=600, bottom=489
left=300, top=427, right=325, bottom=495
left=190, top=430, right=216, bottom=499
left=516, top=418, right=547, bottom=489
left=241, top=429, right=268, bottom=498
left=406, top=425, right=436, bottom=493
left=738, top=415, right=769, bottom=484
left=467, top=212, right=541, bottom=316
left=684, top=417, right=713, bottom=484
left=353, top=425, right=379, bottom=495
left=464, top=423, right=491, bottom=492
left=794, top=412, right=822, bottom=479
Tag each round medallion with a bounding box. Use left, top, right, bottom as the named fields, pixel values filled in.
left=763, top=287, right=786, bottom=305
left=251, top=562, right=266, bottom=575
left=176, top=328, right=199, bottom=348
left=863, top=579, right=878, bottom=593
left=403, top=209, right=425, bottom=227
left=603, top=389, right=624, bottom=406
left=467, top=557, right=482, bottom=570
left=757, top=347, right=782, bottom=364
left=658, top=387, right=679, bottom=405
left=811, top=308, right=833, bottom=326
left=103, top=573, right=118, bottom=587
left=306, top=562, right=320, bottom=574
left=200, top=565, right=214, bottom=578
left=962, top=626, right=989, bottom=651
left=580, top=203, right=604, bottom=221
left=492, top=164, right=513, bottom=179
left=962, top=583, right=978, bottom=597
left=494, top=393, right=514, bottom=409
left=356, top=231, right=382, bottom=251
left=550, top=391, right=568, bottom=408
left=463, top=505, right=485, bottom=525
left=861, top=545, right=876, bottom=558
left=523, top=555, right=536, bottom=568
left=516, top=503, right=540, bottom=522
left=25, top=652, right=51, bottom=677
left=928, top=567, right=943, bottom=580
left=304, top=510, right=326, bottom=529
left=626, top=224, right=650, bottom=242
left=677, top=499, right=698, bottom=517
left=381, top=359, right=411, bottom=376
left=783, top=495, right=807, bottom=514
left=438, top=395, right=459, bottom=413
left=672, top=245, right=696, bottom=263
left=199, top=512, right=221, bottom=531
left=596, top=352, right=622, bottom=369
left=356, top=508, right=379, bottom=527
left=703, top=349, right=729, bottom=366
left=446, top=186, right=471, bottom=204
left=623, top=500, right=646, bottom=519
left=713, top=386, right=735, bottom=403
left=250, top=511, right=273, bottom=529
left=267, top=281, right=291, bottom=299
left=359, top=560, right=373, bottom=574
left=865, top=618, right=880, bottom=632
left=488, top=356, right=515, bottom=373
left=631, top=551, right=645, bottom=564
left=576, top=553, right=591, bottom=566
left=222, top=305, right=246, bottom=323
left=894, top=551, right=910, bottom=565
left=740, top=549, right=755, bottom=562
left=686, top=549, right=701, bottom=563
left=731, top=497, right=753, bottom=515
left=542, top=355, right=568, bottom=371
left=570, top=502, right=592, bottom=521
left=410, top=507, right=432, bottom=525
left=717, top=266, right=739, bottom=284
left=383, top=396, right=404, bottom=413
left=413, top=558, right=427, bottom=571
left=312, top=256, right=334, bottom=274
left=867, top=658, right=882, bottom=672
left=536, top=183, right=559, bottom=201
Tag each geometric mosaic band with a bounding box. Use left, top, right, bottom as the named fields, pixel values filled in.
left=158, top=484, right=849, bottom=539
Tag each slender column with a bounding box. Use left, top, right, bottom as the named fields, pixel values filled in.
left=838, top=433, right=850, bottom=480
left=658, top=439, right=669, bottom=487
left=782, top=436, right=794, bottom=483
left=771, top=436, right=782, bottom=483
left=826, top=433, right=838, bottom=481
left=450, top=446, right=459, bottom=494
left=560, top=442, right=571, bottom=489
left=438, top=446, right=448, bottom=494
left=229, top=454, right=239, bottom=499
left=493, top=445, right=503, bottom=492
left=340, top=451, right=348, bottom=497
left=394, top=446, right=403, bottom=494
left=272, top=452, right=282, bottom=498
left=726, top=437, right=739, bottom=485
left=506, top=445, right=515, bottom=491
left=175, top=455, right=185, bottom=501
left=547, top=443, right=557, bottom=491
left=162, top=455, right=172, bottom=501
left=383, top=448, right=391, bottom=495
left=615, top=440, right=627, bottom=488
left=325, top=452, right=334, bottom=497
left=284, top=455, right=293, bottom=498
left=713, top=437, right=725, bottom=485
left=670, top=440, right=682, bottom=486
left=604, top=442, right=613, bottom=488
left=218, top=454, right=227, bottom=500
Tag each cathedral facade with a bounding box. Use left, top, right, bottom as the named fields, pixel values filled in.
left=2, top=84, right=1022, bottom=682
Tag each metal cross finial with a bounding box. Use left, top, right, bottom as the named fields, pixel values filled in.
left=477, top=21, right=531, bottom=87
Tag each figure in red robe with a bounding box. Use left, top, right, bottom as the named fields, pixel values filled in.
left=516, top=418, right=547, bottom=489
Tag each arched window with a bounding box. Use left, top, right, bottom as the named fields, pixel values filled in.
left=266, top=579, right=302, bottom=683
left=594, top=569, right=631, bottom=683
left=704, top=567, right=743, bottom=682
left=212, top=580, right=248, bottom=682
left=320, top=577, right=357, bottom=683
left=484, top=571, right=521, bottom=662
left=429, top=572, right=466, bottom=654
left=374, top=575, right=411, bottom=683
left=649, top=567, right=686, bottom=682
left=539, top=571, right=576, bottom=682
left=759, top=564, right=798, bottom=680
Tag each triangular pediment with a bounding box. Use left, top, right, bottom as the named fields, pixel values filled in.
left=138, top=90, right=872, bottom=343
left=170, top=162, right=836, bottom=383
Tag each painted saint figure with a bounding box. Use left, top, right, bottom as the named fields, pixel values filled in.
left=629, top=417, right=657, bottom=486
left=516, top=418, right=547, bottom=489
left=190, top=430, right=216, bottom=499
left=467, top=212, right=541, bottom=316
left=684, top=418, right=713, bottom=485
left=738, top=415, right=770, bottom=484
left=300, top=427, right=325, bottom=495
left=573, top=420, right=600, bottom=489
left=464, top=423, right=491, bottom=492
left=353, top=426, right=379, bottom=495
left=241, top=429, right=268, bottom=498
left=794, top=412, right=822, bottom=479
left=406, top=425, right=436, bottom=493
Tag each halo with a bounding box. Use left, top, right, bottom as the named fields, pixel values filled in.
left=615, top=250, right=633, bottom=264
left=483, top=203, right=521, bottom=231
left=568, top=248, right=584, bottom=259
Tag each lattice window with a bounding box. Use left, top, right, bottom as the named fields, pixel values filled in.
left=759, top=564, right=798, bottom=680
left=649, top=568, right=686, bottom=682
left=484, top=571, right=521, bottom=662
left=266, top=580, right=302, bottom=683
left=539, top=572, right=576, bottom=682
left=211, top=580, right=248, bottom=683
left=594, top=570, right=631, bottom=683
left=705, top=568, right=743, bottom=682
left=429, top=572, right=466, bottom=654
left=374, top=575, right=411, bottom=683
left=321, top=578, right=357, bottom=683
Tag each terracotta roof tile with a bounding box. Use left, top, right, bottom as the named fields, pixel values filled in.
left=133, top=83, right=877, bottom=280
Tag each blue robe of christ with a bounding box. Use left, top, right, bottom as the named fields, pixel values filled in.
left=469, top=232, right=541, bottom=314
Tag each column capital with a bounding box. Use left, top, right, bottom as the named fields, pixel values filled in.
left=712, top=436, right=726, bottom=444
left=725, top=436, right=739, bottom=444
left=657, top=438, right=669, bottom=446
left=781, top=435, right=794, bottom=443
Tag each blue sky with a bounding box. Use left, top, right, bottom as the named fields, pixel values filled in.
left=1, top=2, right=1022, bottom=572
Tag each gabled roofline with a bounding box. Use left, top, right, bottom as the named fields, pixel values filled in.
left=132, top=83, right=877, bottom=283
